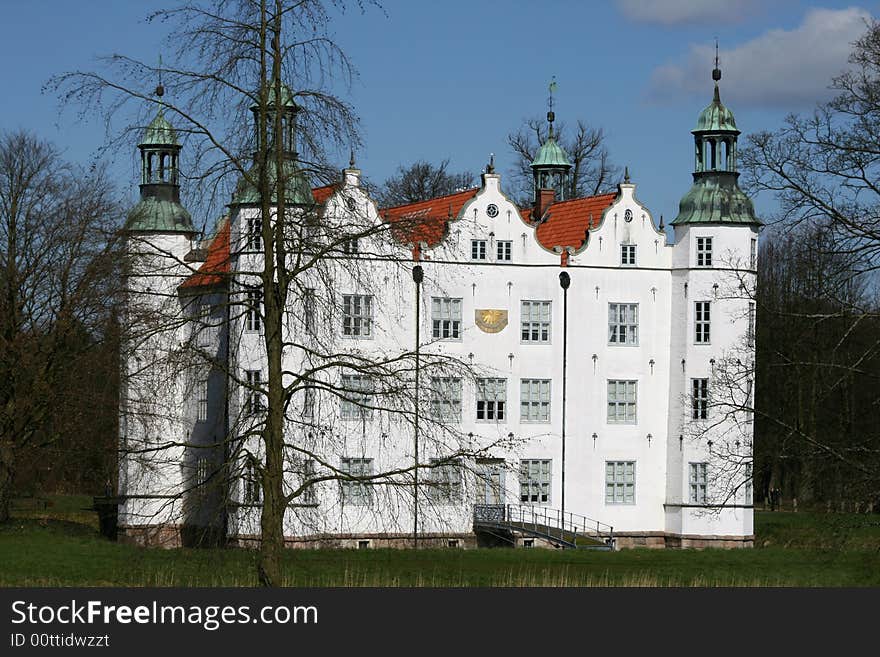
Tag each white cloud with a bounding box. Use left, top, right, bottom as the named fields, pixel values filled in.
left=616, top=0, right=760, bottom=25
left=647, top=8, right=873, bottom=109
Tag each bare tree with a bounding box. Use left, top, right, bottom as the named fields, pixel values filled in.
left=0, top=130, right=120, bottom=522
left=55, top=0, right=510, bottom=586
left=374, top=159, right=475, bottom=207
left=738, top=19, right=880, bottom=508
left=507, top=117, right=619, bottom=205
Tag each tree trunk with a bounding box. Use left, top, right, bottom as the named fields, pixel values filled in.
left=0, top=440, right=15, bottom=523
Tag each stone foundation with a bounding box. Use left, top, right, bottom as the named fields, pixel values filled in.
left=664, top=534, right=754, bottom=549
left=123, top=526, right=753, bottom=550
left=230, top=532, right=477, bottom=550
left=118, top=524, right=227, bottom=548
left=118, top=524, right=183, bottom=548
left=612, top=532, right=668, bottom=549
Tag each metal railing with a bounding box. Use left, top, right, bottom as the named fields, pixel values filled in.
left=473, top=503, right=614, bottom=549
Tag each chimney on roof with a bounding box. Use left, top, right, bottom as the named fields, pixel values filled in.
left=535, top=188, right=556, bottom=221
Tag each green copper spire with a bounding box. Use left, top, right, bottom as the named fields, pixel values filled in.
left=530, top=78, right=572, bottom=203
left=232, top=81, right=313, bottom=206
left=140, top=110, right=179, bottom=147
left=124, top=85, right=195, bottom=234
left=671, top=52, right=761, bottom=227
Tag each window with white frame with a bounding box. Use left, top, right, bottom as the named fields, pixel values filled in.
left=196, top=457, right=210, bottom=496
left=291, top=457, right=317, bottom=505
left=748, top=302, right=755, bottom=347
left=342, top=238, right=359, bottom=254
left=608, top=303, right=638, bottom=345
left=605, top=461, right=635, bottom=504
left=342, top=294, right=373, bottom=338
left=692, top=378, right=709, bottom=420
left=607, top=380, right=637, bottom=424
left=247, top=216, right=262, bottom=251
left=471, top=239, right=487, bottom=260
left=695, top=301, right=711, bottom=343
left=430, top=377, right=461, bottom=422
left=497, top=240, right=512, bottom=261
left=519, top=459, right=551, bottom=504
left=431, top=297, right=462, bottom=340
left=244, top=458, right=261, bottom=504
left=196, top=303, right=213, bottom=347
left=476, top=378, right=506, bottom=421
left=425, top=458, right=462, bottom=503
left=196, top=377, right=208, bottom=422
left=620, top=244, right=636, bottom=266
left=750, top=238, right=757, bottom=270
left=340, top=457, right=372, bottom=505
left=696, top=236, right=713, bottom=267
left=521, top=300, right=551, bottom=343
left=689, top=462, right=708, bottom=503
left=245, top=370, right=264, bottom=415
left=303, top=288, right=316, bottom=336
left=520, top=379, right=551, bottom=423
left=246, top=287, right=263, bottom=332
left=475, top=460, right=504, bottom=505
left=340, top=374, right=372, bottom=419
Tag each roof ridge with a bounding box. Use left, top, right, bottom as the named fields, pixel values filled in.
left=380, top=187, right=480, bottom=212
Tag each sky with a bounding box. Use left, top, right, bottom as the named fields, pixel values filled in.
left=1, top=0, right=877, bottom=233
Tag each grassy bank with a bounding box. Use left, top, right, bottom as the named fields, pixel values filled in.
left=1, top=496, right=878, bottom=586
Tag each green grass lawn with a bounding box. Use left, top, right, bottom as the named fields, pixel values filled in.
left=2, top=495, right=879, bottom=586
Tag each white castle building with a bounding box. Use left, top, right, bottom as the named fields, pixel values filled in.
left=118, top=68, right=760, bottom=550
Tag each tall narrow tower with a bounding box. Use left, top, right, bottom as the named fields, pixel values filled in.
left=119, top=96, right=197, bottom=546
left=666, top=52, right=761, bottom=547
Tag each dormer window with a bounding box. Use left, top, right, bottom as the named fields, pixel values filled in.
left=696, top=236, right=713, bottom=267
left=620, top=244, right=636, bottom=266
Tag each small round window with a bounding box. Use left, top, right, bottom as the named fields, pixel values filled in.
left=486, top=204, right=499, bottom=218
left=624, top=209, right=633, bottom=223
left=346, top=197, right=357, bottom=211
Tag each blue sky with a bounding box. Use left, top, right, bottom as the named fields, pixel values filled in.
left=1, top=0, right=876, bottom=232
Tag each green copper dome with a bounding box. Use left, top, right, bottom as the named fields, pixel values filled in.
left=672, top=75, right=761, bottom=226
left=124, top=196, right=194, bottom=233
left=694, top=85, right=738, bottom=133
left=140, top=110, right=179, bottom=147
left=671, top=174, right=761, bottom=225
left=531, top=135, right=571, bottom=169
left=232, top=159, right=314, bottom=206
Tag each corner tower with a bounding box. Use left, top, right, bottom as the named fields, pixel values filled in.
left=125, top=95, right=195, bottom=235
left=670, top=55, right=760, bottom=229
left=118, top=91, right=197, bottom=547
left=232, top=82, right=313, bottom=207
left=665, top=52, right=759, bottom=548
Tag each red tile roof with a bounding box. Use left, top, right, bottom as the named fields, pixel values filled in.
left=312, top=184, right=337, bottom=204
left=532, top=193, right=617, bottom=251
left=179, top=218, right=230, bottom=290
left=381, top=188, right=479, bottom=248
left=179, top=188, right=617, bottom=291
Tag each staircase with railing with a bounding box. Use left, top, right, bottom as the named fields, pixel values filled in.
left=473, top=504, right=615, bottom=550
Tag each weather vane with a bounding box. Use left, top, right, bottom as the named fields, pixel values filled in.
left=156, top=54, right=165, bottom=98
left=547, top=76, right=557, bottom=136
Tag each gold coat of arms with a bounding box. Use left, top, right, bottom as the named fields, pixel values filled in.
left=475, top=309, right=508, bottom=333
